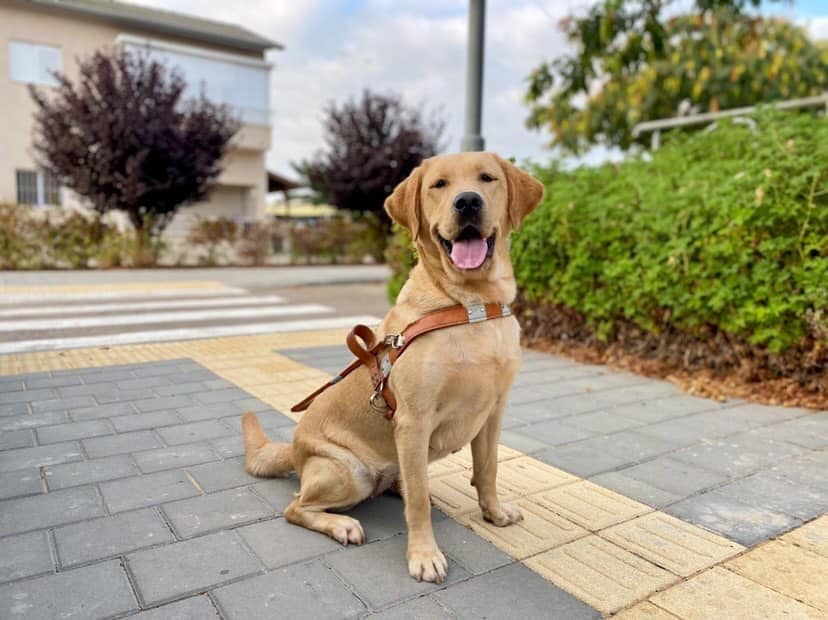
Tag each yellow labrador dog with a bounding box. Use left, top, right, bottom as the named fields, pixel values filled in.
left=242, top=151, right=543, bottom=583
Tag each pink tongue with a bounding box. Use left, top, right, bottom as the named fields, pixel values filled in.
left=450, top=238, right=488, bottom=269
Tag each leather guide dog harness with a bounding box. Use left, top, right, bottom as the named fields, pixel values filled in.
left=291, top=302, right=512, bottom=420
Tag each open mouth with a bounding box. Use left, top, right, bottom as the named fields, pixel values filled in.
left=438, top=226, right=495, bottom=270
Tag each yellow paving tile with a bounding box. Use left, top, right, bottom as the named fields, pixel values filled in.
left=612, top=601, right=680, bottom=619
left=726, top=540, right=828, bottom=612
left=531, top=480, right=652, bottom=531
left=456, top=497, right=588, bottom=559
left=429, top=470, right=510, bottom=516
left=496, top=457, right=578, bottom=496
left=782, top=515, right=828, bottom=558
left=651, top=566, right=824, bottom=620
left=428, top=457, right=466, bottom=478
left=601, top=512, right=744, bottom=577
left=525, top=535, right=678, bottom=615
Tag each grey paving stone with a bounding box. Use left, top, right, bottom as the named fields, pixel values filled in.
left=666, top=491, right=800, bottom=547
left=210, top=435, right=245, bottom=458
left=344, top=495, right=409, bottom=543
left=30, top=396, right=95, bottom=414
left=433, top=518, right=512, bottom=575
left=135, top=395, right=194, bottom=413
left=0, top=378, right=24, bottom=393
left=366, top=596, right=454, bottom=620
left=567, top=409, right=644, bottom=434
left=203, top=378, right=235, bottom=390
left=177, top=403, right=239, bottom=422
left=172, top=369, right=216, bottom=383
left=54, top=507, right=174, bottom=567
left=435, top=563, right=600, bottom=620
left=57, top=382, right=116, bottom=398
left=0, top=485, right=104, bottom=537
left=127, top=530, right=262, bottom=605
left=715, top=471, right=828, bottom=521
left=251, top=478, right=300, bottom=512
left=110, top=410, right=183, bottom=432
left=0, top=559, right=136, bottom=619
left=133, top=443, right=217, bottom=474
left=162, top=488, right=274, bottom=538
left=156, top=420, right=231, bottom=445
left=510, top=420, right=595, bottom=446
left=188, top=457, right=260, bottom=493
left=0, top=441, right=82, bottom=472
left=83, top=430, right=161, bottom=458
left=25, top=375, right=82, bottom=390
left=604, top=428, right=691, bottom=460
left=0, top=428, right=34, bottom=450
left=194, top=388, right=250, bottom=405
left=0, top=469, right=42, bottom=500
left=613, top=395, right=731, bottom=423
left=77, top=369, right=135, bottom=385
left=0, top=402, right=28, bottom=417
left=0, top=387, right=56, bottom=405
left=100, top=469, right=200, bottom=513
left=44, top=455, right=136, bottom=490
left=213, top=559, right=365, bottom=620
left=245, top=409, right=295, bottom=429
left=154, top=381, right=210, bottom=397
left=117, top=376, right=171, bottom=391
left=128, top=595, right=219, bottom=620
left=92, top=388, right=149, bottom=404
left=498, top=428, right=549, bottom=454
left=590, top=471, right=682, bottom=509
left=236, top=517, right=342, bottom=569
left=323, top=535, right=469, bottom=609
left=535, top=436, right=639, bottom=477
left=0, top=530, right=53, bottom=583
left=616, top=456, right=728, bottom=498
left=721, top=403, right=809, bottom=426
left=748, top=413, right=828, bottom=450
left=69, top=401, right=135, bottom=421
left=232, top=397, right=275, bottom=413
left=131, top=361, right=189, bottom=378
left=765, top=451, right=828, bottom=493
left=670, top=434, right=806, bottom=478
left=36, top=419, right=113, bottom=444
left=1, top=410, right=67, bottom=431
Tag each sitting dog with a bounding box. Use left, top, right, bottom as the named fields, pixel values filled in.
left=242, top=151, right=544, bottom=583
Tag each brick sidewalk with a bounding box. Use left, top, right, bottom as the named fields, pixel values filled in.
left=0, top=337, right=826, bottom=618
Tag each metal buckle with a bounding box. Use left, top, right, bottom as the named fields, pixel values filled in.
left=501, top=303, right=511, bottom=317
left=466, top=303, right=487, bottom=323
left=384, top=334, right=405, bottom=349
left=380, top=356, right=392, bottom=379
left=369, top=388, right=387, bottom=412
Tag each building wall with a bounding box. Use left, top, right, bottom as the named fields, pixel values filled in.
left=0, top=3, right=271, bottom=228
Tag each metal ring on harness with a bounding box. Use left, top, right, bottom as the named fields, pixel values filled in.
left=369, top=388, right=387, bottom=412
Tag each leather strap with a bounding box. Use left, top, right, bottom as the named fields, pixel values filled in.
left=291, top=302, right=511, bottom=418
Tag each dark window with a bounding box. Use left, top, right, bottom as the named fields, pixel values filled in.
left=15, top=169, right=38, bottom=204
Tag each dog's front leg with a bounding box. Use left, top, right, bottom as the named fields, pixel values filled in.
left=394, top=415, right=447, bottom=583
left=471, top=410, right=524, bottom=526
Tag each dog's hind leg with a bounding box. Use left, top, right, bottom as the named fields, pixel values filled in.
left=285, top=454, right=372, bottom=546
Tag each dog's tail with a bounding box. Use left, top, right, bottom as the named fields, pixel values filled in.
left=242, top=412, right=294, bottom=477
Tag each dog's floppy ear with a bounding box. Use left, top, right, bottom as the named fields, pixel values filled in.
left=384, top=165, right=423, bottom=240
left=497, top=156, right=544, bottom=231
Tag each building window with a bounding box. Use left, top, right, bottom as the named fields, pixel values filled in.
left=9, top=41, right=61, bottom=86
left=16, top=169, right=62, bottom=206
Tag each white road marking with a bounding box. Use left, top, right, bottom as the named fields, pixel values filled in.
left=0, top=295, right=286, bottom=319
left=0, top=287, right=248, bottom=304
left=0, top=315, right=382, bottom=354
left=0, top=304, right=332, bottom=332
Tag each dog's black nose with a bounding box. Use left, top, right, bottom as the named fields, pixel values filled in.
left=453, top=191, right=483, bottom=217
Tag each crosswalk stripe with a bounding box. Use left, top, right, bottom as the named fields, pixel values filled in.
left=0, top=304, right=332, bottom=332
left=0, top=295, right=287, bottom=319
left=0, top=315, right=382, bottom=354
left=0, top=286, right=248, bottom=304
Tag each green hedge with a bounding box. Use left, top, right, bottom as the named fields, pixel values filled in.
left=389, top=110, right=827, bottom=353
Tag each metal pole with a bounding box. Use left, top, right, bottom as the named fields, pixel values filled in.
left=461, top=0, right=485, bottom=151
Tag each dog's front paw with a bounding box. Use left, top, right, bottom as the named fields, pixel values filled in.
left=482, top=502, right=524, bottom=527
left=407, top=544, right=448, bottom=583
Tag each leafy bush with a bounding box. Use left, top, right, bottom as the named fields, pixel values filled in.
left=389, top=111, right=827, bottom=356
left=187, top=216, right=239, bottom=266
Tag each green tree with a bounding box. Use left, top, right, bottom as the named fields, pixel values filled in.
left=525, top=0, right=828, bottom=153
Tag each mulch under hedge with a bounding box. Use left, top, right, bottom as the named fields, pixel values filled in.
left=514, top=295, right=827, bottom=410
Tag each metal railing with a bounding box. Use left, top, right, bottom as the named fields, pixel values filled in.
left=631, top=93, right=828, bottom=148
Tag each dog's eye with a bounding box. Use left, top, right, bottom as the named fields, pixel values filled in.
left=431, top=179, right=447, bottom=189
left=480, top=173, right=496, bottom=182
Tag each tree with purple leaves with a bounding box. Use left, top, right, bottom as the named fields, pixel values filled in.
left=29, top=48, right=239, bottom=263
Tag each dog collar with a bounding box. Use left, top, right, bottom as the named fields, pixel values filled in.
left=291, top=302, right=512, bottom=420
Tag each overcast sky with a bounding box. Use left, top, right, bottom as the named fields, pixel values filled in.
left=130, top=0, right=827, bottom=177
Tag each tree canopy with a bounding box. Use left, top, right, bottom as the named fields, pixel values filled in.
left=30, top=49, right=239, bottom=238
left=525, top=0, right=828, bottom=153
left=298, top=90, right=444, bottom=227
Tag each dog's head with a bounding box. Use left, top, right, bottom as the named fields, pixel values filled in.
left=385, top=152, right=544, bottom=284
